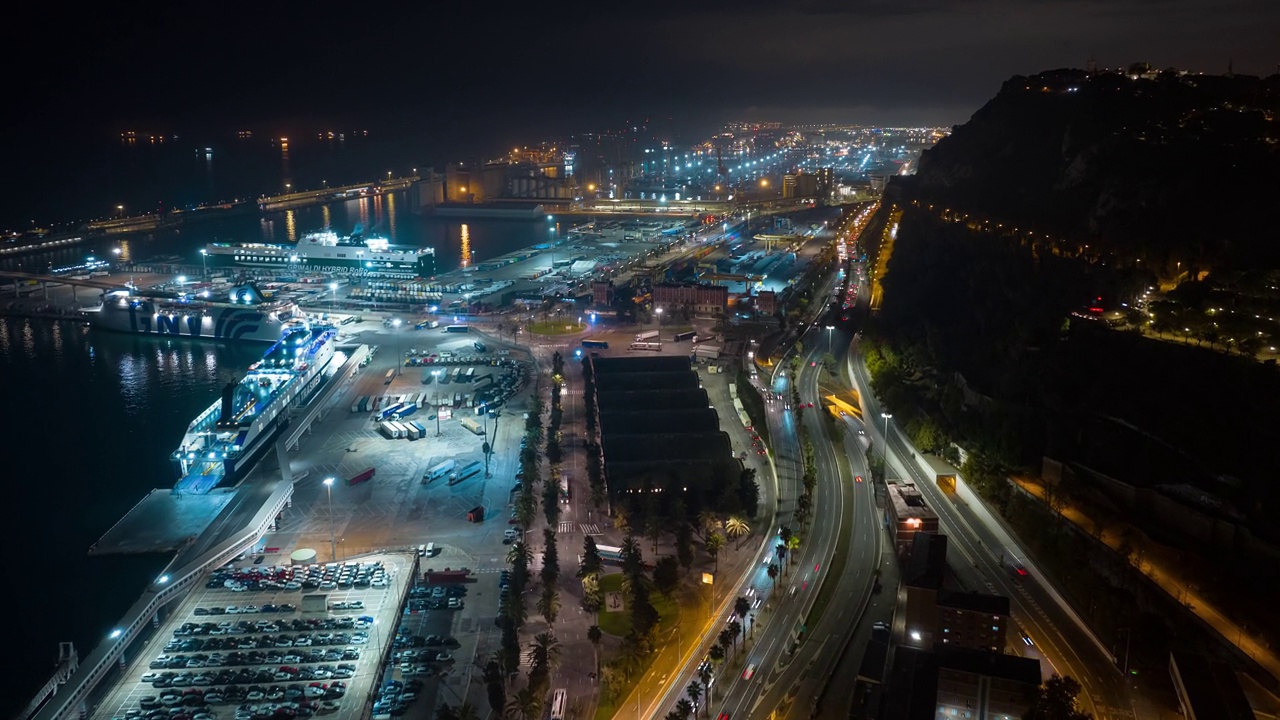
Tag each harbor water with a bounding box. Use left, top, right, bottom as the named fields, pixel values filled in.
left=0, top=136, right=566, bottom=715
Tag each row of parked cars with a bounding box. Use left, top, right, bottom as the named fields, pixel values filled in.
left=193, top=603, right=299, bottom=616
left=207, top=560, right=390, bottom=593
left=140, top=662, right=356, bottom=689
left=372, top=678, right=421, bottom=717
left=151, top=645, right=361, bottom=671
left=174, top=615, right=371, bottom=639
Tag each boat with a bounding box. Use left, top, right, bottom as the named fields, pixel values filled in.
left=203, top=225, right=436, bottom=277
left=83, top=282, right=305, bottom=343
left=172, top=324, right=339, bottom=493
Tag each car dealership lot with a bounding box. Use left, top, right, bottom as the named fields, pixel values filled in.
left=95, top=553, right=414, bottom=720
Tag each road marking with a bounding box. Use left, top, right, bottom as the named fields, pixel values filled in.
left=579, top=523, right=602, bottom=536
left=557, top=521, right=574, bottom=533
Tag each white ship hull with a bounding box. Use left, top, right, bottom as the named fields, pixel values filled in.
left=85, top=300, right=299, bottom=343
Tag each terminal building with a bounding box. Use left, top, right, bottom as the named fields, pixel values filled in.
left=653, top=282, right=729, bottom=316
left=586, top=356, right=748, bottom=515
left=885, top=480, right=939, bottom=555
left=883, top=646, right=1042, bottom=720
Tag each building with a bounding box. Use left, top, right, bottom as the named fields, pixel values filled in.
left=902, top=533, right=1010, bottom=652
left=782, top=174, right=797, bottom=199
left=1169, top=650, right=1257, bottom=720
left=592, top=280, right=614, bottom=308
left=884, top=646, right=1041, bottom=720
left=755, top=290, right=776, bottom=316
left=885, top=481, right=939, bottom=554
left=654, top=283, right=728, bottom=316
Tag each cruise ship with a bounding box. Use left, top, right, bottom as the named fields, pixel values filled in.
left=172, top=325, right=339, bottom=493
left=204, top=226, right=436, bottom=277
left=85, top=282, right=305, bottom=343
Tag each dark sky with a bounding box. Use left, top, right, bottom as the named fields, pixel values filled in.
left=11, top=0, right=1280, bottom=142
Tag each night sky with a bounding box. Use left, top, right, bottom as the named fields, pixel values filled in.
left=12, top=0, right=1280, bottom=141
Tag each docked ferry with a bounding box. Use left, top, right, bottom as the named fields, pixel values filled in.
left=85, top=282, right=306, bottom=343
left=172, top=324, right=339, bottom=493
left=204, top=227, right=436, bottom=277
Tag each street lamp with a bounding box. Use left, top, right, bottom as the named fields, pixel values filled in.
left=329, top=282, right=338, bottom=315
left=825, top=325, right=834, bottom=353
left=323, top=477, right=337, bottom=561
left=200, top=248, right=208, bottom=278
left=392, top=318, right=402, bottom=377
left=432, top=370, right=442, bottom=436
left=880, top=413, right=893, bottom=470
left=655, top=307, right=663, bottom=325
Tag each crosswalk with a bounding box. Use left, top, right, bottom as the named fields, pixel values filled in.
left=557, top=521, right=575, bottom=534
left=579, top=523, right=602, bottom=536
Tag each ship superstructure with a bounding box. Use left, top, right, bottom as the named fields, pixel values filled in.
left=204, top=226, right=435, bottom=277
left=86, top=282, right=305, bottom=343
left=172, top=325, right=338, bottom=493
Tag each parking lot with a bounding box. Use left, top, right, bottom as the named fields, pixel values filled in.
left=95, top=552, right=414, bottom=720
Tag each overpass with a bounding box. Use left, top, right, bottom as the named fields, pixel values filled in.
left=24, top=347, right=367, bottom=720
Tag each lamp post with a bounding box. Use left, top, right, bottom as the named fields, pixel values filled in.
left=655, top=307, right=663, bottom=326
left=323, top=477, right=337, bottom=562
left=329, top=282, right=338, bottom=315
left=825, top=325, right=834, bottom=353
left=199, top=249, right=208, bottom=278
left=392, top=318, right=402, bottom=377
left=432, top=370, right=442, bottom=436
left=880, top=412, right=893, bottom=470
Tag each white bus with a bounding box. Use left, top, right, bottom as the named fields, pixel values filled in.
left=550, top=689, right=567, bottom=720
left=635, top=330, right=660, bottom=341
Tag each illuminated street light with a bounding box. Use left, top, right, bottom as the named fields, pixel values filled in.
left=880, top=412, right=893, bottom=469
left=329, top=282, right=338, bottom=314
left=323, top=477, right=337, bottom=561
left=200, top=248, right=208, bottom=277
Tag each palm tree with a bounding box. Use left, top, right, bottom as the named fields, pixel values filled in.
left=664, top=712, right=684, bottom=720
left=706, top=532, right=726, bottom=574
left=774, top=543, right=788, bottom=575
left=645, top=512, right=665, bottom=555
left=613, top=507, right=631, bottom=533
left=696, top=510, right=720, bottom=543
left=709, top=644, right=725, bottom=664
left=718, top=628, right=735, bottom=658
left=766, top=563, right=779, bottom=596
left=457, top=702, right=481, bottom=720
left=531, top=631, right=562, bottom=671
left=506, top=687, right=540, bottom=720
left=587, top=624, right=602, bottom=674
left=725, top=516, right=749, bottom=549
left=697, top=663, right=713, bottom=713
left=507, top=541, right=532, bottom=568
left=536, top=587, right=561, bottom=625
left=676, top=698, right=694, bottom=720
left=734, top=596, right=750, bottom=640
left=727, top=620, right=741, bottom=651
left=686, top=681, right=703, bottom=717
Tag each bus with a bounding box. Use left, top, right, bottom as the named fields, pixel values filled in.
left=550, top=689, right=567, bottom=720
left=596, top=544, right=624, bottom=564
left=673, top=330, right=696, bottom=342
left=445, top=324, right=470, bottom=333
left=582, top=339, right=609, bottom=349
left=635, top=330, right=660, bottom=341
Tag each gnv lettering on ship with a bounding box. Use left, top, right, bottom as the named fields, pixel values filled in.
left=127, top=304, right=204, bottom=336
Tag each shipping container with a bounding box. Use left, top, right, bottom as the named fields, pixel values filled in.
left=347, top=467, right=376, bottom=486
left=448, top=461, right=484, bottom=485
left=460, top=417, right=485, bottom=435
left=384, top=369, right=395, bottom=384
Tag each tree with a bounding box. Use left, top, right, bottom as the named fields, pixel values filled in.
left=537, top=586, right=561, bottom=626
left=541, top=529, right=559, bottom=587
left=436, top=704, right=459, bottom=720
left=1024, top=674, right=1092, bottom=720
left=708, top=644, right=725, bottom=664
left=587, top=624, right=602, bottom=674
left=696, top=510, right=721, bottom=543
left=484, top=660, right=507, bottom=716
left=686, top=681, right=703, bottom=717
left=507, top=541, right=533, bottom=569
left=621, top=535, right=645, bottom=579
left=613, top=507, right=632, bottom=534
left=457, top=703, right=481, bottom=720
left=697, top=663, right=713, bottom=713
left=727, top=619, right=742, bottom=650
left=676, top=699, right=694, bottom=720
left=766, top=563, right=779, bottom=594
left=676, top=522, right=695, bottom=573
left=717, top=627, right=735, bottom=658
left=725, top=516, right=750, bottom=549
left=581, top=573, right=602, bottom=612
left=645, top=510, right=666, bottom=555
left=653, top=556, right=680, bottom=598
left=579, top=536, right=603, bottom=579
left=734, top=596, right=751, bottom=639
left=505, top=687, right=540, bottom=720
left=706, top=532, right=726, bottom=573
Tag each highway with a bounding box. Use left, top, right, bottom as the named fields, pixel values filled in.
left=846, top=338, right=1138, bottom=720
